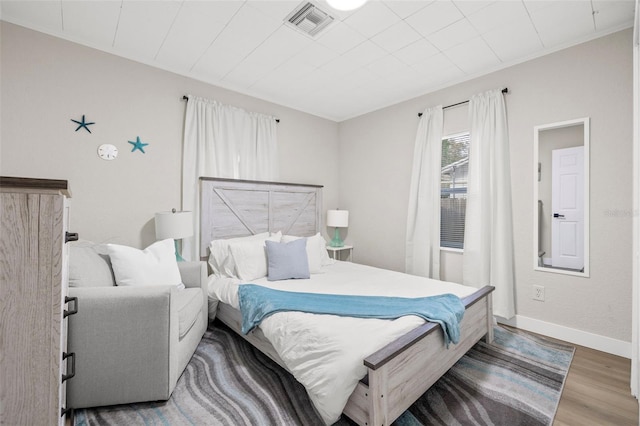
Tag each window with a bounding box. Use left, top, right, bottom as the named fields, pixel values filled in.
left=440, top=133, right=469, bottom=249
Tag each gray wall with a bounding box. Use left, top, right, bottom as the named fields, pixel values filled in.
left=1, top=21, right=633, bottom=342
left=338, top=29, right=633, bottom=342
left=0, top=22, right=339, bottom=249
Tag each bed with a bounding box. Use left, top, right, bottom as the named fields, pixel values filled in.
left=199, top=177, right=495, bottom=426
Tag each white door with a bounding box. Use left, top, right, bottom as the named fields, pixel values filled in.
left=551, top=146, right=584, bottom=270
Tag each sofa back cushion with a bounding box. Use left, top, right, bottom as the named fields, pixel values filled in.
left=69, top=242, right=116, bottom=287
left=106, top=239, right=184, bottom=289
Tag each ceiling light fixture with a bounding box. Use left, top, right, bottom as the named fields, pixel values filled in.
left=325, top=0, right=368, bottom=12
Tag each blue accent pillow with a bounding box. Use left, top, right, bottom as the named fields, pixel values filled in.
left=265, top=238, right=310, bottom=281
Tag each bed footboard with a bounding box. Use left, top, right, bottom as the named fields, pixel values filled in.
left=216, top=285, right=494, bottom=426
left=343, top=286, right=494, bottom=426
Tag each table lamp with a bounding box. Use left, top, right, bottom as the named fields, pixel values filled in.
left=155, top=209, right=193, bottom=262
left=327, top=209, right=349, bottom=247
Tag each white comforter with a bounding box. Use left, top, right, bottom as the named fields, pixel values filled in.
left=207, top=261, right=477, bottom=425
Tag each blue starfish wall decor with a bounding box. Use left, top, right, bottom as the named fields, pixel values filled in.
left=71, top=115, right=95, bottom=133
left=128, top=136, right=149, bottom=154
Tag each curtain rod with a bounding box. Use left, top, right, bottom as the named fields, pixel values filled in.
left=418, top=88, right=509, bottom=117
left=182, top=95, right=280, bottom=123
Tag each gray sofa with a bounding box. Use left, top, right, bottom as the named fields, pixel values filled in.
left=66, top=242, right=208, bottom=409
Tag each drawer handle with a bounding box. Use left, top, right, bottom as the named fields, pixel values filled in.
left=65, top=231, right=79, bottom=243
left=64, top=296, right=78, bottom=318
left=61, top=406, right=74, bottom=424
left=62, top=352, right=75, bottom=382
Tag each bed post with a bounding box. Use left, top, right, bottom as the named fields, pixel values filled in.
left=368, top=364, right=389, bottom=426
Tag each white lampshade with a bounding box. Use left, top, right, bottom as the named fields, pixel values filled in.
left=155, top=210, right=193, bottom=240
left=327, top=210, right=349, bottom=228
left=326, top=0, right=368, bottom=11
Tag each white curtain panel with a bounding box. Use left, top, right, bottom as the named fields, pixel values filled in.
left=631, top=0, right=639, bottom=398
left=406, top=105, right=443, bottom=279
left=463, top=89, right=515, bottom=319
left=181, top=96, right=278, bottom=261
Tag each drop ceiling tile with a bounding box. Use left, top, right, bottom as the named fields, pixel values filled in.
left=444, top=37, right=500, bottom=75
left=3, top=0, right=635, bottom=122
left=251, top=25, right=312, bottom=67
left=383, top=0, right=432, bottom=19
left=224, top=25, right=311, bottom=86
left=222, top=67, right=261, bottom=90
left=528, top=1, right=595, bottom=48
left=258, top=67, right=327, bottom=100
left=113, top=1, right=182, bottom=60
left=466, top=1, right=529, bottom=34
left=320, top=55, right=361, bottom=77
left=61, top=1, right=120, bottom=47
left=317, top=21, right=367, bottom=54
left=343, top=1, right=400, bottom=38
left=155, top=1, right=243, bottom=71
left=247, top=0, right=303, bottom=21
left=406, top=0, right=464, bottom=37
left=332, top=40, right=387, bottom=69
left=412, top=56, right=465, bottom=88
left=293, top=41, right=339, bottom=68
left=365, top=54, right=407, bottom=78
left=322, top=65, right=380, bottom=93
left=318, top=2, right=359, bottom=22
left=453, top=1, right=495, bottom=17
left=522, top=1, right=557, bottom=14
left=394, top=38, right=440, bottom=66
left=483, top=16, right=543, bottom=62
left=384, top=65, right=422, bottom=88
left=192, top=4, right=281, bottom=80
left=259, top=58, right=318, bottom=87
left=427, top=18, right=479, bottom=51
left=411, top=52, right=459, bottom=75
left=1, top=1, right=62, bottom=33
left=364, top=83, right=410, bottom=109
left=290, top=67, right=335, bottom=94
left=344, top=66, right=380, bottom=88
left=370, top=20, right=422, bottom=53
left=592, top=0, right=636, bottom=30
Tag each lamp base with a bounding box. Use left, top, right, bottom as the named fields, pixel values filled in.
left=329, top=227, right=344, bottom=247
left=174, top=239, right=186, bottom=262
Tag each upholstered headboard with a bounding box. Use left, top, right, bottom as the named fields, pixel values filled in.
left=199, top=177, right=323, bottom=259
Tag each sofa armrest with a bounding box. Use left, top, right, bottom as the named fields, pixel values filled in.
left=177, top=260, right=210, bottom=331
left=178, top=261, right=207, bottom=291
left=66, top=285, right=176, bottom=408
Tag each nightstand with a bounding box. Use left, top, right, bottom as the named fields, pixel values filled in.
left=326, top=245, right=353, bottom=262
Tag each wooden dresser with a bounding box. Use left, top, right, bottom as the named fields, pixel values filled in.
left=0, top=177, right=77, bottom=425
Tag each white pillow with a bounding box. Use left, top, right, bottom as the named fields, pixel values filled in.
left=106, top=239, right=184, bottom=289
left=281, top=233, right=333, bottom=273
left=208, top=232, right=268, bottom=277
left=317, top=234, right=335, bottom=266
left=209, top=232, right=281, bottom=278
left=229, top=235, right=280, bottom=281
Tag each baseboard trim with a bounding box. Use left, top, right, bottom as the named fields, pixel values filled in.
left=497, top=314, right=631, bottom=359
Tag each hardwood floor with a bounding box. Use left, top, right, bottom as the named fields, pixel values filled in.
left=554, top=344, right=638, bottom=426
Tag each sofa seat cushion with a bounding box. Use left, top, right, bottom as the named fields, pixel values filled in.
left=175, top=288, right=203, bottom=338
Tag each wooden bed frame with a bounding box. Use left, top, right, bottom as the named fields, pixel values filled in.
left=199, top=177, right=495, bottom=426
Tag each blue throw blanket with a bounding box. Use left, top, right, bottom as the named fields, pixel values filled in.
left=237, top=284, right=465, bottom=347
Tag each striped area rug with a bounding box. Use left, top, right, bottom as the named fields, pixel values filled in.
left=75, top=322, right=574, bottom=426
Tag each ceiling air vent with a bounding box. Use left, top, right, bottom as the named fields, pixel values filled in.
left=285, top=2, right=334, bottom=38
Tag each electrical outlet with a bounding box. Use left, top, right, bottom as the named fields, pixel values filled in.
left=533, top=285, right=545, bottom=301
